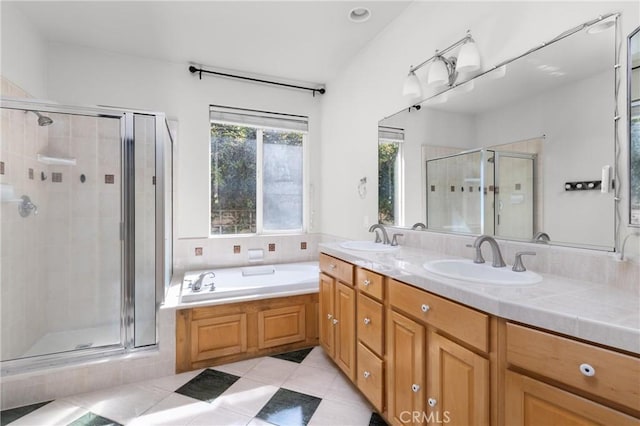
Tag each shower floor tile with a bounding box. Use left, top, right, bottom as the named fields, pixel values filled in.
left=2, top=347, right=388, bottom=426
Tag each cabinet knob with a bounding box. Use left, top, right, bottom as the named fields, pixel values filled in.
left=327, top=314, right=333, bottom=320
left=363, top=317, right=371, bottom=325
left=579, top=363, right=596, bottom=377
left=329, top=264, right=336, bottom=270
left=363, top=371, right=371, bottom=379
left=363, top=279, right=371, bottom=286
left=428, top=398, right=437, bottom=407
left=411, top=384, right=420, bottom=393
left=421, top=304, right=430, bottom=313
left=332, top=318, right=339, bottom=325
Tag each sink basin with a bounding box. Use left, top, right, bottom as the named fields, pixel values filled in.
left=339, top=241, right=400, bottom=252
left=423, top=259, right=542, bottom=285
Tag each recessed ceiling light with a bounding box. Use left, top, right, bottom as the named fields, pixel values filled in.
left=348, top=7, right=371, bottom=23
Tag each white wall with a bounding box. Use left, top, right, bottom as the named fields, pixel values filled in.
left=319, top=1, right=640, bottom=249
left=44, top=43, right=323, bottom=240
left=0, top=2, right=47, bottom=99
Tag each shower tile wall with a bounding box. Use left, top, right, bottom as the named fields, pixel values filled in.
left=0, top=78, right=49, bottom=359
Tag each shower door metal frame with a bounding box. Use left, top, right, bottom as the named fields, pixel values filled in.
left=0, top=98, right=169, bottom=375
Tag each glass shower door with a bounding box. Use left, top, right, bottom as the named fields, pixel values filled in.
left=494, top=152, right=535, bottom=240
left=0, top=108, right=123, bottom=361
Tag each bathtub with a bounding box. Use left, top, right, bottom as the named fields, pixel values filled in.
left=180, top=261, right=319, bottom=303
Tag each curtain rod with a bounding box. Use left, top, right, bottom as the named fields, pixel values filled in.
left=188, top=66, right=326, bottom=96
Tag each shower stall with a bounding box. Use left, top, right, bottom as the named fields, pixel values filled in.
left=0, top=98, right=172, bottom=373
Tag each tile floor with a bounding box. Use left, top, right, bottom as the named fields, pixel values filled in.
left=1, top=347, right=388, bottom=426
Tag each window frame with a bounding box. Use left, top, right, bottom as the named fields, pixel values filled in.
left=209, top=111, right=309, bottom=237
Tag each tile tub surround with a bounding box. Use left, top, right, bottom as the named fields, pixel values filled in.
left=172, top=233, right=326, bottom=273
left=320, top=239, right=640, bottom=354
left=1, top=347, right=382, bottom=426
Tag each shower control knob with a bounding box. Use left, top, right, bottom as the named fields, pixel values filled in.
left=363, top=317, right=371, bottom=325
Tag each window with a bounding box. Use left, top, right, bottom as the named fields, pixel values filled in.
left=210, top=106, right=307, bottom=235
left=378, top=126, right=404, bottom=226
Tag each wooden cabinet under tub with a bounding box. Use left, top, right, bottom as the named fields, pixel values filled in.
left=176, top=293, right=318, bottom=372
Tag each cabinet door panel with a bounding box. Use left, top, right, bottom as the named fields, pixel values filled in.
left=319, top=273, right=335, bottom=358
left=191, top=313, right=247, bottom=361
left=505, top=371, right=639, bottom=426
left=387, top=310, right=425, bottom=426
left=335, top=282, right=356, bottom=380
left=357, top=293, right=384, bottom=356
left=258, top=304, right=305, bottom=349
left=428, top=331, right=489, bottom=426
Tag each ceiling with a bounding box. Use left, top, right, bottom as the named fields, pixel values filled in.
left=12, top=1, right=412, bottom=85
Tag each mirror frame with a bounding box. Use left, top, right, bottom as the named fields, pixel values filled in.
left=628, top=25, right=640, bottom=228
left=379, top=13, right=621, bottom=251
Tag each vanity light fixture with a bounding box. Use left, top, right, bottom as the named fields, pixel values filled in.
left=402, top=30, right=481, bottom=97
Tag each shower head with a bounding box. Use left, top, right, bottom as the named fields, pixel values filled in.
left=27, top=110, right=54, bottom=126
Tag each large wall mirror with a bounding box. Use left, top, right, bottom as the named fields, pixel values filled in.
left=379, top=15, right=618, bottom=250
left=630, top=27, right=640, bottom=226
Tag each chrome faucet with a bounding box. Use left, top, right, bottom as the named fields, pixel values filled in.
left=411, top=222, right=426, bottom=230
left=369, top=224, right=390, bottom=245
left=471, top=235, right=506, bottom=267
left=532, top=231, right=550, bottom=244
left=192, top=272, right=215, bottom=292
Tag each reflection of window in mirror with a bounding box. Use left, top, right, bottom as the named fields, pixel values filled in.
left=630, top=27, right=640, bottom=226
left=378, top=126, right=404, bottom=226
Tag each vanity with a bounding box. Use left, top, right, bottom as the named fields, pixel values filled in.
left=318, top=245, right=640, bottom=426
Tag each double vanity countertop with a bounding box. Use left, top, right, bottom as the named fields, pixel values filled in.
left=319, top=242, right=640, bottom=355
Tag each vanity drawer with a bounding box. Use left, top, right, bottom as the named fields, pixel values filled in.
left=356, top=268, right=384, bottom=300
left=388, top=279, right=489, bottom=353
left=319, top=253, right=354, bottom=285
left=357, top=342, right=384, bottom=412
left=357, top=293, right=384, bottom=356
left=506, top=322, right=640, bottom=412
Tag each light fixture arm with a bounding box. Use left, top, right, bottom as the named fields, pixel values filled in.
left=408, top=31, right=473, bottom=74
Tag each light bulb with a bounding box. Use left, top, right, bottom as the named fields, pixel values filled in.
left=402, top=71, right=422, bottom=97
left=456, top=40, right=480, bottom=73
left=427, top=57, right=449, bottom=86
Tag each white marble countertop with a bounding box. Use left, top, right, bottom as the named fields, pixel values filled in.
left=320, top=242, right=640, bottom=354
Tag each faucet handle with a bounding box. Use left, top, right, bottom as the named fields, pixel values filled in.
left=512, top=251, right=536, bottom=272
left=391, top=233, right=404, bottom=247
left=467, top=244, right=485, bottom=264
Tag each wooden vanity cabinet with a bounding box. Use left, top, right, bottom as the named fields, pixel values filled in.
left=319, top=254, right=356, bottom=380
left=505, top=322, right=640, bottom=424
left=355, top=268, right=386, bottom=412
left=387, top=278, right=490, bottom=426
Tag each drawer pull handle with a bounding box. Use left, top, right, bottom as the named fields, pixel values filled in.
left=421, top=304, right=430, bottom=313
left=329, top=264, right=336, bottom=270
left=428, top=398, right=437, bottom=407
left=363, top=371, right=371, bottom=379
left=580, top=363, right=596, bottom=377
left=327, top=314, right=333, bottom=320
left=363, top=317, right=371, bottom=325
left=363, top=279, right=371, bottom=286
left=332, top=318, right=339, bottom=325
left=411, top=384, right=420, bottom=393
